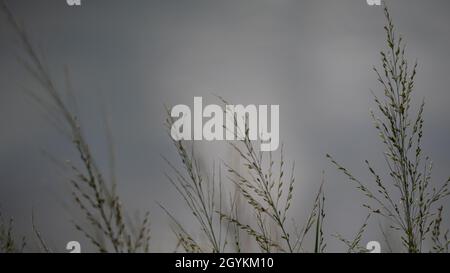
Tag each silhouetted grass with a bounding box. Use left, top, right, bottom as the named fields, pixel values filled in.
left=328, top=4, right=450, bottom=253
left=1, top=1, right=449, bottom=253
left=1, top=0, right=151, bottom=253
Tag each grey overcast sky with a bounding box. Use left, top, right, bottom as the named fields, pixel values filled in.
left=1, top=0, right=450, bottom=252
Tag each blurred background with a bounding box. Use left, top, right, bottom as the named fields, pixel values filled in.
left=1, top=0, right=450, bottom=252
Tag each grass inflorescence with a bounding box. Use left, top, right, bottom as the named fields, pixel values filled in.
left=327, top=5, right=450, bottom=253
left=1, top=0, right=151, bottom=253
left=0, top=1, right=449, bottom=253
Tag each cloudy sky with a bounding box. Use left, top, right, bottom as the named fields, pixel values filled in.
left=1, top=0, right=450, bottom=252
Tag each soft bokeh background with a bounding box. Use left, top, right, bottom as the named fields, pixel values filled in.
left=1, top=0, right=449, bottom=252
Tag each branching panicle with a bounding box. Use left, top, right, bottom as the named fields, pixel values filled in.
left=1, top=1, right=151, bottom=253
left=328, top=5, right=450, bottom=253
